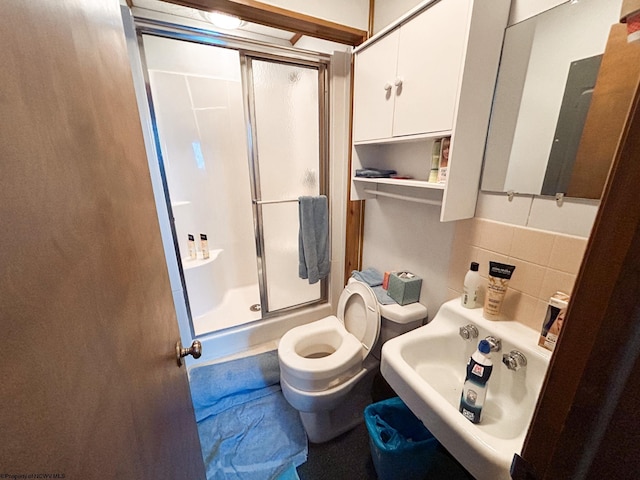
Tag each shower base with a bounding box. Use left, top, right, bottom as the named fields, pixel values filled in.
left=192, top=284, right=261, bottom=335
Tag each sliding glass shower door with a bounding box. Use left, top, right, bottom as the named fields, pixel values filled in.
left=246, top=57, right=327, bottom=312
left=140, top=31, right=328, bottom=336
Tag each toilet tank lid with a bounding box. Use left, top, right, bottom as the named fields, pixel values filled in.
left=379, top=302, right=428, bottom=324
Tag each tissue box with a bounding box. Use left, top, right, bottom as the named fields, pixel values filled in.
left=388, top=272, right=422, bottom=305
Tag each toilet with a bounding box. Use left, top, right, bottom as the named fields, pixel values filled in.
left=278, top=280, right=427, bottom=443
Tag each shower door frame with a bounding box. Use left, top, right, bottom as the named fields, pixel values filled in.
left=133, top=17, right=331, bottom=333
left=241, top=53, right=330, bottom=317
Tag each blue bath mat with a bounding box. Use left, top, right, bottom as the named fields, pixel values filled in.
left=189, top=351, right=307, bottom=480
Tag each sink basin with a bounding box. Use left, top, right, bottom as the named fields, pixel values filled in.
left=381, top=299, right=551, bottom=480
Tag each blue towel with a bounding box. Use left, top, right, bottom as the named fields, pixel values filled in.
left=351, top=268, right=383, bottom=287
left=298, top=195, right=330, bottom=284
left=190, top=352, right=307, bottom=480
left=351, top=268, right=397, bottom=306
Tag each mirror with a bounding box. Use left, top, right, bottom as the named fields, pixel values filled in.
left=481, top=0, right=622, bottom=197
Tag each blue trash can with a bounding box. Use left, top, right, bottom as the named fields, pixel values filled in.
left=364, top=397, right=438, bottom=480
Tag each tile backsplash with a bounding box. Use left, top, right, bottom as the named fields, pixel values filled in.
left=448, top=218, right=588, bottom=330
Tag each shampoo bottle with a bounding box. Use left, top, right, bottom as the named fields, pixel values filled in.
left=462, top=262, right=480, bottom=308
left=459, top=339, right=493, bottom=424
left=187, top=234, right=196, bottom=260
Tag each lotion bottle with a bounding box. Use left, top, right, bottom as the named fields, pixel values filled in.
left=462, top=262, right=480, bottom=308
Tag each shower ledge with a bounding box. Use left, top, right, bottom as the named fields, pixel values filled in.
left=182, top=249, right=222, bottom=270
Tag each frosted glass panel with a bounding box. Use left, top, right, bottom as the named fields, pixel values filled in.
left=251, top=60, right=322, bottom=309
left=143, top=35, right=260, bottom=334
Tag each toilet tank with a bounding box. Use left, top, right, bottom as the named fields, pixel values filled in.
left=372, top=302, right=428, bottom=360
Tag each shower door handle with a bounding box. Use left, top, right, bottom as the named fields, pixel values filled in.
left=176, top=339, right=202, bottom=367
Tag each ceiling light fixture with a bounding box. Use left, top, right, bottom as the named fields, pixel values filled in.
left=202, top=11, right=246, bottom=30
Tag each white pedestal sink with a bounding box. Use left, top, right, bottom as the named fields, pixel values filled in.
left=381, top=300, right=551, bottom=480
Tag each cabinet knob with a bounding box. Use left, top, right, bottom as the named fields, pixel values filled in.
left=383, top=82, right=393, bottom=92
left=394, top=77, right=404, bottom=88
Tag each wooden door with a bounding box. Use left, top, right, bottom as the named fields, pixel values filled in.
left=352, top=28, right=400, bottom=142
left=0, top=1, right=206, bottom=478
left=393, top=0, right=470, bottom=137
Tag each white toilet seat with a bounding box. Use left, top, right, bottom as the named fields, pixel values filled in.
left=278, top=282, right=380, bottom=392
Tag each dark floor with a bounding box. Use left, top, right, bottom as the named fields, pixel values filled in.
left=297, top=420, right=475, bottom=480
left=297, top=375, right=476, bottom=480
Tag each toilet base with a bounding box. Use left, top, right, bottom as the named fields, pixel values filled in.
left=298, top=360, right=378, bottom=443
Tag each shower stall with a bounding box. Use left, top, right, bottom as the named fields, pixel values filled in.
left=134, top=21, right=331, bottom=337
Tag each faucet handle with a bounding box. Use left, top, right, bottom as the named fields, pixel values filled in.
left=502, top=350, right=527, bottom=371
left=484, top=336, right=502, bottom=352
left=459, top=324, right=479, bottom=341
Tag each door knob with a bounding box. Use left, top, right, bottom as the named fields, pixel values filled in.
left=176, top=339, right=202, bottom=367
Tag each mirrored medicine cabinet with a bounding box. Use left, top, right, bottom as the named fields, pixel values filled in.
left=481, top=0, right=622, bottom=199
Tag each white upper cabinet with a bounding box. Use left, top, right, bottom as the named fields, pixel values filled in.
left=393, top=1, right=469, bottom=137
left=352, top=28, right=400, bottom=142
left=351, top=0, right=511, bottom=221
left=353, top=0, right=470, bottom=142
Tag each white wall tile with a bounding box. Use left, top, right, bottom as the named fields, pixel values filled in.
left=475, top=192, right=532, bottom=226
left=527, top=197, right=599, bottom=238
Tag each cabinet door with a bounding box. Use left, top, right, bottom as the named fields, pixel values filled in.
left=393, top=0, right=471, bottom=137
left=352, top=28, right=400, bottom=142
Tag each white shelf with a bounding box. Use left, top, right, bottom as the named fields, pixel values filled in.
left=353, top=177, right=445, bottom=190
left=350, top=0, right=510, bottom=221
left=181, top=249, right=222, bottom=271
left=353, top=130, right=451, bottom=147
left=362, top=188, right=442, bottom=206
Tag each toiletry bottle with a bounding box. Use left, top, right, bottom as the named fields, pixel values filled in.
left=200, top=233, right=209, bottom=259
left=429, top=139, right=441, bottom=183
left=462, top=262, right=480, bottom=308
left=188, top=234, right=196, bottom=260
left=459, top=339, right=493, bottom=424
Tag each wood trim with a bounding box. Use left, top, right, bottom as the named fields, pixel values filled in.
left=161, top=0, right=368, bottom=46
left=289, top=32, right=303, bottom=46
left=521, top=24, right=640, bottom=479
left=344, top=200, right=365, bottom=283
left=368, top=0, right=375, bottom=38
left=344, top=55, right=365, bottom=284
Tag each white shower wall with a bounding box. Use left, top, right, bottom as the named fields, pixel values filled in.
left=143, top=34, right=332, bottom=339
left=145, top=37, right=259, bottom=299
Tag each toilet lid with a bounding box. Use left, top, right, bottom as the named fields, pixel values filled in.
left=337, top=281, right=380, bottom=359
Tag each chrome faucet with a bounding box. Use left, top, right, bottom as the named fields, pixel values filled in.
left=459, top=324, right=479, bottom=341
left=502, top=350, right=527, bottom=371
left=484, top=335, right=502, bottom=352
